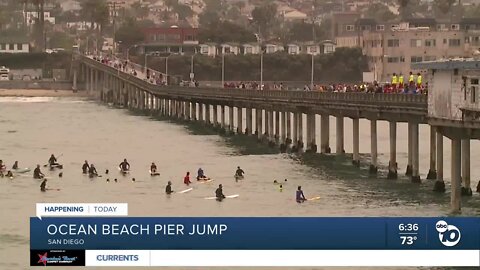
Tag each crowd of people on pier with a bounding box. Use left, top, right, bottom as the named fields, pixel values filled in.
left=91, top=54, right=426, bottom=94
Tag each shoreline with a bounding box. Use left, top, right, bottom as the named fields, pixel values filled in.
left=0, top=89, right=88, bottom=97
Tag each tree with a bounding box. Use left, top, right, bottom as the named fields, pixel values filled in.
left=199, top=10, right=220, bottom=28
left=174, top=3, right=193, bottom=21
left=365, top=3, right=397, bottom=22
left=80, top=0, right=109, bottom=31
left=464, top=4, right=480, bottom=17
left=397, top=0, right=411, bottom=20
left=251, top=2, right=277, bottom=38
left=115, top=17, right=145, bottom=47
left=286, top=22, right=327, bottom=42
left=130, top=1, right=149, bottom=20
left=48, top=31, right=74, bottom=49
left=198, top=21, right=256, bottom=43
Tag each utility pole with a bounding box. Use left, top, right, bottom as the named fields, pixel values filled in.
left=108, top=1, right=125, bottom=54
left=310, top=2, right=316, bottom=90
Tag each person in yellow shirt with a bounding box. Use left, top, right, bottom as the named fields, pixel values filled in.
left=416, top=73, right=422, bottom=89
left=398, top=74, right=404, bottom=89
left=409, top=72, right=414, bottom=84
left=391, top=73, right=398, bottom=91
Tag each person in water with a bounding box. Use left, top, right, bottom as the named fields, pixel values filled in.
left=5, top=170, right=13, bottom=178
left=82, top=160, right=90, bottom=174
left=166, top=181, right=173, bottom=194
left=88, top=164, right=98, bottom=177
left=215, top=184, right=226, bottom=201
left=0, top=160, right=5, bottom=176
left=40, top=179, right=47, bottom=192
left=197, top=168, right=206, bottom=180
left=12, top=161, right=18, bottom=170
left=184, top=172, right=191, bottom=185
left=119, top=159, right=130, bottom=171
left=296, top=186, right=307, bottom=203
left=235, top=166, right=245, bottom=177
left=150, top=162, right=157, bottom=174
left=33, top=165, right=44, bottom=179
left=48, top=154, right=59, bottom=166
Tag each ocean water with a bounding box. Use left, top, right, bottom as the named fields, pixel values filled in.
left=0, top=97, right=478, bottom=270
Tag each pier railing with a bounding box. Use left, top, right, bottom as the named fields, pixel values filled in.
left=80, top=55, right=427, bottom=112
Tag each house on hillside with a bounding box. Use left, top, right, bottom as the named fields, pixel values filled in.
left=23, top=10, right=55, bottom=26
left=265, top=43, right=284, bottom=54
left=283, top=10, right=308, bottom=22
left=220, top=43, right=240, bottom=55
left=303, top=42, right=321, bottom=55
left=242, top=43, right=261, bottom=55
left=0, top=36, right=30, bottom=53
left=142, top=26, right=199, bottom=55
left=199, top=43, right=217, bottom=57
left=320, top=40, right=336, bottom=54
left=287, top=43, right=301, bottom=55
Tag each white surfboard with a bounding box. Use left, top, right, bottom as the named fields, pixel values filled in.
left=178, top=188, right=193, bottom=194
left=197, top=179, right=213, bottom=184
left=204, top=194, right=239, bottom=200
left=307, top=196, right=321, bottom=201
left=118, top=167, right=130, bottom=174
left=13, top=168, right=31, bottom=174
left=149, top=170, right=160, bottom=176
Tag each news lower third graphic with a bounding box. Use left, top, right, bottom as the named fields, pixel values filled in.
left=30, top=203, right=480, bottom=267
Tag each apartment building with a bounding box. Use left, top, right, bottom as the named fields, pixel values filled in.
left=360, top=18, right=480, bottom=82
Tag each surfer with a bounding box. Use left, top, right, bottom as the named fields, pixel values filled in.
left=215, top=184, right=226, bottom=201
left=296, top=186, right=307, bottom=203
left=119, top=159, right=130, bottom=172
left=197, top=168, right=207, bottom=181
left=184, top=172, right=191, bottom=185
left=235, top=166, right=245, bottom=178
left=82, top=160, right=90, bottom=174
left=48, top=154, right=60, bottom=167
left=5, top=170, right=13, bottom=178
left=33, top=165, right=44, bottom=179
left=12, top=161, right=18, bottom=170
left=165, top=181, right=173, bottom=194
left=0, top=160, right=5, bottom=176
left=150, top=162, right=158, bottom=174
left=40, top=179, right=47, bottom=192
left=88, top=164, right=98, bottom=177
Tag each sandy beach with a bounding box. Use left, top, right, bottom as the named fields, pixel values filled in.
left=0, top=89, right=88, bottom=97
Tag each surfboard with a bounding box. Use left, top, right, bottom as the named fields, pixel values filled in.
left=234, top=175, right=244, bottom=180
left=149, top=170, right=160, bottom=176
left=118, top=167, right=130, bottom=174
left=307, top=196, right=321, bottom=201
left=197, top=179, right=213, bottom=184
left=204, top=194, right=239, bottom=200
left=13, top=168, right=31, bottom=174
left=178, top=188, right=193, bottom=194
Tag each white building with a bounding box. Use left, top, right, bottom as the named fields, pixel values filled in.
left=0, top=38, right=30, bottom=53
left=287, top=44, right=301, bottom=55
left=24, top=11, right=55, bottom=26
left=320, top=40, right=336, bottom=54
left=265, top=44, right=284, bottom=54
left=283, top=10, right=308, bottom=21
left=304, top=43, right=320, bottom=55
left=66, top=21, right=99, bottom=31
left=413, top=59, right=480, bottom=123
left=242, top=43, right=261, bottom=55
left=199, top=44, right=217, bottom=56
left=219, top=43, right=240, bottom=55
